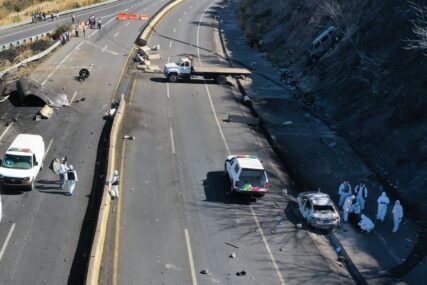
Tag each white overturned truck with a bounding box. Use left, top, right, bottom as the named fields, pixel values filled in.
left=163, top=57, right=251, bottom=84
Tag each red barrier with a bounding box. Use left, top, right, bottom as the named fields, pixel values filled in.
left=117, top=13, right=127, bottom=20
left=140, top=15, right=149, bottom=20
left=128, top=14, right=137, bottom=20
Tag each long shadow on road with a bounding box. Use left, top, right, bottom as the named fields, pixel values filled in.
left=67, top=118, right=112, bottom=285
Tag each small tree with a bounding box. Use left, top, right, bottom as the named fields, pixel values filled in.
left=403, top=1, right=427, bottom=52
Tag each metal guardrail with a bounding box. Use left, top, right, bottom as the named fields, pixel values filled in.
left=0, top=40, right=61, bottom=79
left=1, top=31, right=53, bottom=52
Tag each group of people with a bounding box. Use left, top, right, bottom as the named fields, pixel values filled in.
left=88, top=15, right=102, bottom=29
left=58, top=157, right=78, bottom=196
left=31, top=12, right=59, bottom=23
left=338, top=179, right=404, bottom=233
left=59, top=31, right=70, bottom=44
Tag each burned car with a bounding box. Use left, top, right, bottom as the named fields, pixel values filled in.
left=297, top=191, right=340, bottom=229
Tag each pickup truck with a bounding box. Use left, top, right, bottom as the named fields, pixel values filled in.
left=0, top=134, right=45, bottom=191
left=224, top=155, right=269, bottom=197
left=163, top=57, right=251, bottom=84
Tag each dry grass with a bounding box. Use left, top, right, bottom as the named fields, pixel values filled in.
left=0, top=38, right=52, bottom=70
left=0, top=0, right=105, bottom=26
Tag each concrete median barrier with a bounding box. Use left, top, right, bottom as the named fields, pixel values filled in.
left=85, top=94, right=125, bottom=285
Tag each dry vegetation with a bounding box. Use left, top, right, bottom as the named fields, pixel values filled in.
left=0, top=0, right=105, bottom=25
left=0, top=38, right=53, bottom=70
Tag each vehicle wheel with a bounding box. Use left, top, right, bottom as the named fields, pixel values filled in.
left=216, top=75, right=227, bottom=85
left=168, top=73, right=178, bottom=83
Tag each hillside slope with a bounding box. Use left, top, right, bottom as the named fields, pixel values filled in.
left=236, top=0, right=427, bottom=219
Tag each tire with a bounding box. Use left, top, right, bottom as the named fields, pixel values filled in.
left=168, top=73, right=178, bottom=83
left=216, top=75, right=227, bottom=85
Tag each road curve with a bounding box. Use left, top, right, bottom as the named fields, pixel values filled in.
left=0, top=1, right=166, bottom=284
left=103, top=0, right=355, bottom=284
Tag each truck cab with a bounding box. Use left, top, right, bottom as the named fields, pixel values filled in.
left=224, top=155, right=269, bottom=198
left=0, top=134, right=45, bottom=191
left=163, top=57, right=193, bottom=82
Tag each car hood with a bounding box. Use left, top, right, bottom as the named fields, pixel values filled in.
left=164, top=63, right=178, bottom=69
left=0, top=167, right=33, bottom=178
left=313, top=212, right=338, bottom=219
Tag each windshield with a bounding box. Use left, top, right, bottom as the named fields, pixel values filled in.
left=1, top=154, right=32, bottom=169
left=313, top=204, right=335, bottom=213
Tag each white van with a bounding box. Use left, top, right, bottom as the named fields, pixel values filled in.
left=0, top=134, right=45, bottom=190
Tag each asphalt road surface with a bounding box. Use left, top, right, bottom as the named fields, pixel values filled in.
left=0, top=0, right=165, bottom=284
left=0, top=0, right=142, bottom=47
left=102, top=0, right=355, bottom=284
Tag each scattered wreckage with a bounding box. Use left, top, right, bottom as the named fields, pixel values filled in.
left=134, top=45, right=162, bottom=73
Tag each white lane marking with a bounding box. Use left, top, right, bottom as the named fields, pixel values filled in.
left=113, top=32, right=120, bottom=38
left=85, top=41, right=119, bottom=55
left=166, top=82, right=170, bottom=98
left=125, top=22, right=130, bottom=26
left=169, top=41, right=172, bottom=48
left=173, top=28, right=176, bottom=33
left=169, top=127, right=175, bottom=154
left=196, top=3, right=286, bottom=284
left=41, top=41, right=84, bottom=85
left=44, top=138, right=54, bottom=160
left=102, top=44, right=108, bottom=52
left=178, top=18, right=182, bottom=23
left=0, top=123, right=12, bottom=141
left=0, top=1, right=133, bottom=40
left=70, top=91, right=78, bottom=103
left=250, top=205, right=286, bottom=284
left=0, top=223, right=16, bottom=264
left=184, top=229, right=197, bottom=285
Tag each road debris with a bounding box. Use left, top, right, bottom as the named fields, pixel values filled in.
left=274, top=201, right=280, bottom=208
left=236, top=270, right=246, bottom=276
left=225, top=241, right=239, bottom=249
left=38, top=104, right=53, bottom=119
left=229, top=252, right=237, bottom=258
left=17, top=76, right=69, bottom=107
left=123, top=135, right=135, bottom=140
left=296, top=223, right=302, bottom=229
left=200, top=269, right=209, bottom=274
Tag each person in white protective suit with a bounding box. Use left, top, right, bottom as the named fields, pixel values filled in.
left=110, top=170, right=120, bottom=199
left=376, top=192, right=390, bottom=222
left=392, top=200, right=404, bottom=233
left=359, top=214, right=375, bottom=233
left=338, top=179, right=352, bottom=207
left=66, top=165, right=78, bottom=196
left=342, top=195, right=354, bottom=222
left=354, top=182, right=368, bottom=210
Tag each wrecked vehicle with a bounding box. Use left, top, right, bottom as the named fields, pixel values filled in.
left=308, top=26, right=342, bottom=61
left=224, top=155, right=269, bottom=198
left=297, top=191, right=340, bottom=229
left=17, top=76, right=69, bottom=107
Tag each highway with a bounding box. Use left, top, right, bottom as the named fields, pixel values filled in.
left=0, top=0, right=144, bottom=47
left=100, top=0, right=354, bottom=284
left=0, top=0, right=166, bottom=284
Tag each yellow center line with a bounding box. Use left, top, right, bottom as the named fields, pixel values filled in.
left=128, top=79, right=137, bottom=106
left=113, top=141, right=127, bottom=285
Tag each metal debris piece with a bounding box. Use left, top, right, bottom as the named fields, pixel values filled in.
left=123, top=135, right=135, bottom=140
left=17, top=76, right=69, bottom=107
left=236, top=270, right=246, bottom=276
left=225, top=242, right=239, bottom=249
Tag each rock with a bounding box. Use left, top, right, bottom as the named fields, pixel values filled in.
left=200, top=269, right=209, bottom=274
left=229, top=252, right=237, bottom=258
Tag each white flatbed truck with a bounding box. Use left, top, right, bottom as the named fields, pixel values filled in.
left=163, top=57, right=251, bottom=84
